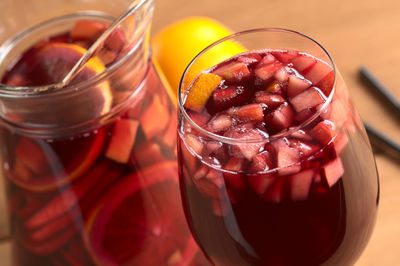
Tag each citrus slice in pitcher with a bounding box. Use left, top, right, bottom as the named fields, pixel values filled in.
left=6, top=128, right=107, bottom=191
left=3, top=42, right=113, bottom=125
left=84, top=161, right=192, bottom=265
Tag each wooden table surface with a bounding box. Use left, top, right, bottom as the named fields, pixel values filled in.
left=0, top=0, right=399, bottom=265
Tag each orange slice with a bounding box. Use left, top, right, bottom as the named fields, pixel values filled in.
left=84, top=161, right=193, bottom=265
left=184, top=73, right=222, bottom=112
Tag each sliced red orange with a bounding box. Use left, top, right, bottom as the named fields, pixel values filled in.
left=6, top=129, right=107, bottom=191
left=84, top=161, right=193, bottom=266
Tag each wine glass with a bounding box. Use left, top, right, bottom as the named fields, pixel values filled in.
left=177, top=28, right=379, bottom=266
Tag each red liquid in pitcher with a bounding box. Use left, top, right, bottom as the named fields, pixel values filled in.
left=1, top=20, right=206, bottom=265
left=178, top=50, right=378, bottom=265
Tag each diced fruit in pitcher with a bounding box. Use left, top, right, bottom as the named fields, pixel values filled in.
left=130, top=141, right=164, bottom=168
left=70, top=20, right=107, bottom=42
left=140, top=94, right=169, bottom=139
left=84, top=162, right=190, bottom=266
left=105, top=118, right=139, bottom=163
left=104, top=28, right=126, bottom=52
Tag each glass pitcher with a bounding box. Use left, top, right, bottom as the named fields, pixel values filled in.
left=0, top=0, right=207, bottom=265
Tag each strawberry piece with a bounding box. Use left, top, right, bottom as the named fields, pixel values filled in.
left=70, top=21, right=107, bottom=41
left=263, top=178, right=285, bottom=203
left=140, top=94, right=169, bottom=139
left=224, top=127, right=266, bottom=160
left=210, top=85, right=251, bottom=113
left=290, top=87, right=326, bottom=112
left=213, top=61, right=250, bottom=82
left=104, top=28, right=126, bottom=52
left=249, top=151, right=274, bottom=173
left=291, top=53, right=317, bottom=74
left=248, top=173, right=275, bottom=196
left=304, top=60, right=333, bottom=86
left=311, top=120, right=337, bottom=146
left=207, top=114, right=233, bottom=133
left=289, top=169, right=314, bottom=200
left=223, top=158, right=246, bottom=190
left=130, top=141, right=164, bottom=168
left=322, top=157, right=344, bottom=187
left=184, top=73, right=222, bottom=112
left=255, top=91, right=285, bottom=110
left=277, top=146, right=301, bottom=176
left=105, top=118, right=139, bottom=163
left=237, top=103, right=264, bottom=122
left=265, top=103, right=295, bottom=132
left=15, top=138, right=48, bottom=175
left=255, top=92, right=285, bottom=110
left=25, top=160, right=112, bottom=229
left=287, top=75, right=312, bottom=98
left=184, top=134, right=204, bottom=155
left=255, top=62, right=282, bottom=82
left=192, top=167, right=225, bottom=199
left=238, top=53, right=262, bottom=65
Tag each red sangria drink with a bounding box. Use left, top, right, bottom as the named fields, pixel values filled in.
left=0, top=6, right=207, bottom=266
left=178, top=29, right=379, bottom=266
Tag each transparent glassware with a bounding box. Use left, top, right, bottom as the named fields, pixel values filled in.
left=0, top=0, right=207, bottom=265
left=178, top=28, right=379, bottom=266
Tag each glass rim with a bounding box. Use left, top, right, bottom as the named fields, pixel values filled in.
left=0, top=0, right=150, bottom=97
left=178, top=28, right=336, bottom=144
